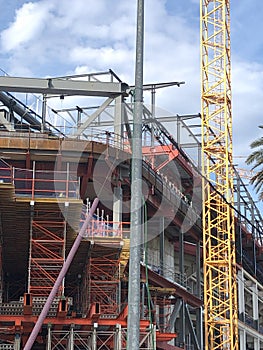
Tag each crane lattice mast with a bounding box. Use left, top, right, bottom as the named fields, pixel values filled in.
left=200, top=1, right=239, bottom=349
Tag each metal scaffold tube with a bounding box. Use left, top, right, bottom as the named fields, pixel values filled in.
left=127, top=0, right=144, bottom=349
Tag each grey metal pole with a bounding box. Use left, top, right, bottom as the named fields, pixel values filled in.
left=41, top=94, right=47, bottom=133
left=127, top=0, right=144, bottom=349
left=23, top=198, right=99, bottom=350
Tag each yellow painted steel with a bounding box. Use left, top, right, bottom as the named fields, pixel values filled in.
left=200, top=1, right=239, bottom=349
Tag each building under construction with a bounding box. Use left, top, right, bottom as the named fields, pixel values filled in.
left=0, top=69, right=261, bottom=350
left=0, top=1, right=263, bottom=349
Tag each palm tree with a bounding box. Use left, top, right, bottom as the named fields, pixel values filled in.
left=246, top=125, right=263, bottom=200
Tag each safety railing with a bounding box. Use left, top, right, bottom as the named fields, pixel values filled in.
left=80, top=214, right=123, bottom=240
left=14, top=168, right=79, bottom=199
left=0, top=163, right=79, bottom=199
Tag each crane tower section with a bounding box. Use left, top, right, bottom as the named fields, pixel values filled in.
left=200, top=1, right=239, bottom=349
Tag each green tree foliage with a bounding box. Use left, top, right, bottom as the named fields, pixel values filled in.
left=246, top=125, right=263, bottom=200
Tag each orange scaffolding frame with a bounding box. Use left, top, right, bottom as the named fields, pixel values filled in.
left=29, top=212, right=66, bottom=296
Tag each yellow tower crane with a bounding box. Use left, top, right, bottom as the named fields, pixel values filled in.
left=200, top=1, right=239, bottom=349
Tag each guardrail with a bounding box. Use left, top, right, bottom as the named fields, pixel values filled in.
left=0, top=163, right=79, bottom=200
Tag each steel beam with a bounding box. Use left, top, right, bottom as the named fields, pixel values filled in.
left=73, top=97, right=114, bottom=137
left=165, top=298, right=183, bottom=333
left=0, top=76, right=129, bottom=97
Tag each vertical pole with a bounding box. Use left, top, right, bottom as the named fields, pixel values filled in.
left=68, top=325, right=74, bottom=350
left=114, top=95, right=123, bottom=149
left=115, top=324, right=122, bottom=350
left=127, top=1, right=144, bottom=349
left=196, top=241, right=201, bottom=298
left=236, top=177, right=243, bottom=264
left=66, top=162, right=69, bottom=198
left=254, top=337, right=260, bottom=350
left=46, top=324, right=51, bottom=350
left=178, top=230, right=185, bottom=347
left=32, top=161, right=35, bottom=200
left=41, top=94, right=47, bottom=133
left=179, top=230, right=184, bottom=286
left=251, top=201, right=257, bottom=276
left=27, top=201, right=34, bottom=294
left=176, top=116, right=181, bottom=146
left=159, top=217, right=165, bottom=331
left=178, top=300, right=185, bottom=347
left=151, top=87, right=156, bottom=148
left=113, top=185, right=122, bottom=228
left=62, top=202, right=68, bottom=294
left=159, top=217, right=164, bottom=276
left=14, top=334, right=21, bottom=350
left=239, top=329, right=246, bottom=350
left=92, top=325, right=97, bottom=350
left=195, top=241, right=203, bottom=349
left=252, top=283, right=259, bottom=331
left=237, top=269, right=245, bottom=322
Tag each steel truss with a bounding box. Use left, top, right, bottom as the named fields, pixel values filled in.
left=46, top=325, right=156, bottom=350
left=201, top=0, right=239, bottom=349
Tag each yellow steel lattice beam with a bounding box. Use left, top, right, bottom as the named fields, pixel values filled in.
left=200, top=1, right=239, bottom=349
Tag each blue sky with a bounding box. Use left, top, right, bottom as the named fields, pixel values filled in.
left=0, top=0, right=262, bottom=187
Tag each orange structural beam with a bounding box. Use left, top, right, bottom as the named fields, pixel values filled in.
left=87, top=302, right=101, bottom=322
left=142, top=145, right=179, bottom=157
left=156, top=331, right=177, bottom=342
left=142, top=145, right=179, bottom=172
left=0, top=315, right=176, bottom=347
left=0, top=315, right=151, bottom=329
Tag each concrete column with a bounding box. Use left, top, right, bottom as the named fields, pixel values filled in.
left=113, top=185, right=122, bottom=230
left=254, top=337, right=260, bottom=350
left=239, top=329, right=246, bottom=350
left=238, top=269, right=245, bottom=322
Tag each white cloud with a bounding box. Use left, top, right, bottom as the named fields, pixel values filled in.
left=0, top=0, right=263, bottom=177
left=232, top=59, right=263, bottom=157
left=1, top=1, right=54, bottom=51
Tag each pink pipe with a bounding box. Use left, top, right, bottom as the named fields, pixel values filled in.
left=24, top=198, right=99, bottom=350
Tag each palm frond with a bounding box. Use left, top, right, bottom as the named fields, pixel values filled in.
left=246, top=150, right=263, bottom=167
left=250, top=138, right=263, bottom=149
left=250, top=171, right=263, bottom=193
left=246, top=125, right=263, bottom=201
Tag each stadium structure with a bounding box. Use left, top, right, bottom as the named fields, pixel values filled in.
left=0, top=1, right=262, bottom=349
